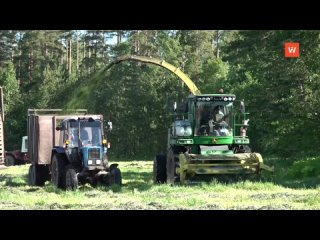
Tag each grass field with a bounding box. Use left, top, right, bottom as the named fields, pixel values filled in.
left=0, top=160, right=320, bottom=210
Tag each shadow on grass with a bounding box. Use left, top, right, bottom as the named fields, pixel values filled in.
left=274, top=176, right=320, bottom=189
left=25, top=188, right=40, bottom=192
left=0, top=173, right=28, bottom=187
left=185, top=173, right=275, bottom=185
left=39, top=170, right=154, bottom=194
left=122, top=171, right=153, bottom=191
left=122, top=171, right=278, bottom=190
left=123, top=171, right=152, bottom=181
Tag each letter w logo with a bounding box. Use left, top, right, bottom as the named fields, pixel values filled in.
left=285, top=43, right=300, bottom=58
left=288, top=47, right=296, bottom=53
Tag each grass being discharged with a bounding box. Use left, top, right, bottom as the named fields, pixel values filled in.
left=0, top=160, right=320, bottom=210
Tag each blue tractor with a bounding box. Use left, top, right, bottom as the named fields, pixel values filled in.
left=28, top=110, right=121, bottom=190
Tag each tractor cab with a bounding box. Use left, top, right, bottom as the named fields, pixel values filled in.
left=57, top=115, right=108, bottom=170
left=191, top=94, right=235, bottom=137
left=67, top=118, right=103, bottom=148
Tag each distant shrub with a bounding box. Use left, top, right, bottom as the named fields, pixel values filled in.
left=287, top=157, right=320, bottom=179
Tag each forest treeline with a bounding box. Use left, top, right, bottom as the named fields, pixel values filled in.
left=1, top=30, right=319, bottom=158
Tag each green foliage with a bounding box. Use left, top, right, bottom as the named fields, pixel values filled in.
left=0, top=31, right=18, bottom=67
left=223, top=30, right=320, bottom=157
left=35, top=65, right=65, bottom=108
left=0, top=61, right=24, bottom=149
left=201, top=58, right=229, bottom=93
left=0, top=61, right=20, bottom=113
left=287, top=157, right=320, bottom=179
left=1, top=30, right=320, bottom=180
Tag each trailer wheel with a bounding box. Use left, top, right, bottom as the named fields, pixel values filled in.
left=28, top=164, right=46, bottom=186
left=153, top=154, right=166, bottom=184
left=5, top=155, right=15, bottom=166
left=51, top=154, right=66, bottom=189
left=28, top=165, right=34, bottom=185
left=65, top=165, right=78, bottom=191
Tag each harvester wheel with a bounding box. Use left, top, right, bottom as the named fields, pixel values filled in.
left=166, top=149, right=178, bottom=184
left=5, top=155, right=15, bottom=166
left=110, top=164, right=122, bottom=186
left=51, top=154, right=66, bottom=189
left=153, top=154, right=166, bottom=184
left=65, top=165, right=78, bottom=191
left=180, top=171, right=187, bottom=184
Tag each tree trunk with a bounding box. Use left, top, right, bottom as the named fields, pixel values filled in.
left=76, top=32, right=79, bottom=73
left=68, top=37, right=72, bottom=76
left=88, top=47, right=91, bottom=74
left=216, top=30, right=220, bottom=58
left=117, top=30, right=122, bottom=44
left=83, top=41, right=86, bottom=59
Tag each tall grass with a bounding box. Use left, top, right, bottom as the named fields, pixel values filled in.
left=0, top=160, right=319, bottom=209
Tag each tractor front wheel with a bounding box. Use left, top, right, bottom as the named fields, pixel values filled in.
left=110, top=164, right=122, bottom=186
left=65, top=165, right=78, bottom=191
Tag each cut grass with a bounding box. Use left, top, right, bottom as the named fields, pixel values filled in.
left=0, top=161, right=319, bottom=209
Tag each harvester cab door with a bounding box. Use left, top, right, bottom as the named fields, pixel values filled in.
left=195, top=101, right=233, bottom=137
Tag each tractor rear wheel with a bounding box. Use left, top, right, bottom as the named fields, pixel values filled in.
left=153, top=154, right=166, bottom=184
left=51, top=154, right=66, bottom=189
left=65, top=165, right=78, bottom=191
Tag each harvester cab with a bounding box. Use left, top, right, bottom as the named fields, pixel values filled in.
left=193, top=95, right=234, bottom=137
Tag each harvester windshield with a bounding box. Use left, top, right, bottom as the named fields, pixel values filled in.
left=195, top=101, right=233, bottom=136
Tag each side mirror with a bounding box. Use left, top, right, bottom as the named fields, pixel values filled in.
left=240, top=100, right=245, bottom=113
